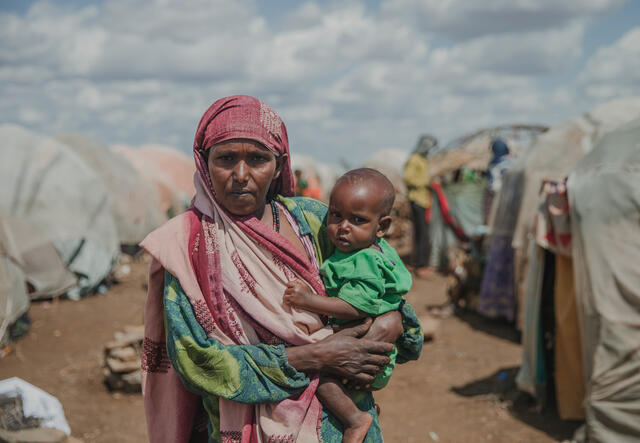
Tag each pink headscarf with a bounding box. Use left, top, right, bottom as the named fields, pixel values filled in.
left=141, top=96, right=330, bottom=443
left=193, top=95, right=295, bottom=198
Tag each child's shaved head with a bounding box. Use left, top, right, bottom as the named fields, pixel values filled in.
left=333, top=168, right=395, bottom=216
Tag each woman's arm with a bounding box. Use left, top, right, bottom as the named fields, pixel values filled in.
left=165, top=272, right=308, bottom=403
left=165, top=272, right=394, bottom=401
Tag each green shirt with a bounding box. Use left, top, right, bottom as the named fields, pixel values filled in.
left=320, top=238, right=412, bottom=317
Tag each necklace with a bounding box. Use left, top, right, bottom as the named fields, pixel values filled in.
left=269, top=200, right=280, bottom=232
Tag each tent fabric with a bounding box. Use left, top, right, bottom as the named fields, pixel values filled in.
left=568, top=117, right=640, bottom=442
left=0, top=216, right=29, bottom=345
left=55, top=134, right=167, bottom=245
left=0, top=124, right=119, bottom=297
left=554, top=255, right=585, bottom=420
left=512, top=97, right=640, bottom=252
left=111, top=144, right=195, bottom=216
left=0, top=215, right=76, bottom=300
left=515, top=242, right=546, bottom=397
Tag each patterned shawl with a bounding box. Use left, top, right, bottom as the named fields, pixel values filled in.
left=140, top=96, right=332, bottom=442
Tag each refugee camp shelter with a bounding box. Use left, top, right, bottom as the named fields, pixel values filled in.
left=428, top=125, right=547, bottom=179
left=55, top=134, right=166, bottom=245
left=111, top=144, right=195, bottom=216
left=480, top=97, right=640, bottom=326
left=568, top=118, right=640, bottom=442
left=0, top=124, right=119, bottom=298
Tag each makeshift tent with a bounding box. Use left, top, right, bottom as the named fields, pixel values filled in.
left=0, top=124, right=119, bottom=298
left=291, top=153, right=345, bottom=203
left=481, top=97, right=640, bottom=324
left=111, top=144, right=195, bottom=216
left=428, top=125, right=546, bottom=179
left=568, top=118, right=640, bottom=442
left=0, top=214, right=76, bottom=300
left=55, top=134, right=167, bottom=245
left=0, top=215, right=28, bottom=346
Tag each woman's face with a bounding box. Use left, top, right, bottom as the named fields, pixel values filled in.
left=207, top=139, right=283, bottom=216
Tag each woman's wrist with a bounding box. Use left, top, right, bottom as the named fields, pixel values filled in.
left=285, top=343, right=323, bottom=373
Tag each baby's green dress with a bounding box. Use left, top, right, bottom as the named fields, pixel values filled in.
left=320, top=237, right=413, bottom=389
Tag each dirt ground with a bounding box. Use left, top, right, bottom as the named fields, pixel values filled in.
left=0, top=258, right=581, bottom=442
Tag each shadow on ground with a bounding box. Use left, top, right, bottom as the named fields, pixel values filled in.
left=454, top=308, right=521, bottom=343
left=451, top=366, right=583, bottom=441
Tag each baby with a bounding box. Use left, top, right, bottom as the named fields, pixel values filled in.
left=284, top=168, right=412, bottom=442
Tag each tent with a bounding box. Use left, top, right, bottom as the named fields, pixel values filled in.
left=480, top=97, right=640, bottom=325
left=0, top=215, right=29, bottom=346
left=428, top=125, right=547, bottom=179
left=111, top=144, right=195, bottom=216
left=567, top=118, right=640, bottom=442
left=0, top=124, right=119, bottom=298
left=55, top=134, right=166, bottom=245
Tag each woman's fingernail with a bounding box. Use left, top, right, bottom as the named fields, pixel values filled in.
left=365, top=384, right=371, bottom=388
left=342, top=378, right=348, bottom=384
left=355, top=386, right=361, bottom=390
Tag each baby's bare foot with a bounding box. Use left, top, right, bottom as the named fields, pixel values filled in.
left=342, top=412, right=373, bottom=443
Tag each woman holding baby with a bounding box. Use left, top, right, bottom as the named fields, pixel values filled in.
left=141, top=95, right=422, bottom=442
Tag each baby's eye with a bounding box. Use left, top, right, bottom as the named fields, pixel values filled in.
left=353, top=216, right=367, bottom=224
left=330, top=211, right=342, bottom=219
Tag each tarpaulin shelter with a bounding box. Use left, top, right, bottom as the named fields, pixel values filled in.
left=481, top=98, right=640, bottom=325
left=567, top=118, right=640, bottom=442
left=0, top=124, right=119, bottom=298
left=428, top=125, right=547, bottom=179
left=55, top=134, right=167, bottom=245
left=111, top=144, right=195, bottom=216
left=512, top=101, right=640, bottom=435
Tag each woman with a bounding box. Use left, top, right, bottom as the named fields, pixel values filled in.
left=140, top=96, right=423, bottom=442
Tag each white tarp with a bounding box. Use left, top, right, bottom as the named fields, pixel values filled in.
left=0, top=377, right=71, bottom=435
left=568, top=117, right=640, bottom=442
left=0, top=124, right=119, bottom=297
left=55, top=133, right=167, bottom=245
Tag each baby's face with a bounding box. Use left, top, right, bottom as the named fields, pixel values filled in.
left=327, top=180, right=387, bottom=253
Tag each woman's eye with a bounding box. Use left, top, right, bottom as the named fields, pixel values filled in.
left=251, top=155, right=268, bottom=162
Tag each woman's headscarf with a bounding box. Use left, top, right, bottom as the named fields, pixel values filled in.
left=489, top=139, right=509, bottom=168
left=193, top=95, right=294, bottom=199
left=141, top=96, right=330, bottom=443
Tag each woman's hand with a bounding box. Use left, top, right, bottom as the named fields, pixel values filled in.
left=286, top=318, right=394, bottom=385
left=362, top=310, right=403, bottom=343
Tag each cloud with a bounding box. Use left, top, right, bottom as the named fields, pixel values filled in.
left=0, top=0, right=636, bottom=164
left=579, top=27, right=640, bottom=100
left=381, top=0, right=624, bottom=40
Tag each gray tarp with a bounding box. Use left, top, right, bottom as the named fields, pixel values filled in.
left=568, top=117, right=640, bottom=442
left=55, top=133, right=166, bottom=245
left=0, top=124, right=119, bottom=297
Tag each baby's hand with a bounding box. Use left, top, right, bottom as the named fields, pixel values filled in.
left=283, top=279, right=313, bottom=308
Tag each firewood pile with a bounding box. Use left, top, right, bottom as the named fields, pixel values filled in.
left=103, top=325, right=144, bottom=393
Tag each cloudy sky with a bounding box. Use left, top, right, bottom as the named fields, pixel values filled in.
left=1, top=0, right=639, bottom=164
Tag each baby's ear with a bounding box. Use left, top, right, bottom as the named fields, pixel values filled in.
left=376, top=216, right=392, bottom=238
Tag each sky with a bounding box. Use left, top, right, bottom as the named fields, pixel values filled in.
left=1, top=0, right=639, bottom=165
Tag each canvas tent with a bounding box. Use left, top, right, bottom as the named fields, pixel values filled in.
left=0, top=215, right=29, bottom=346
left=55, top=134, right=166, bottom=245
left=428, top=125, right=546, bottom=179
left=111, top=144, right=195, bottom=216
left=480, top=98, right=640, bottom=325
left=0, top=124, right=119, bottom=298
left=567, top=118, right=640, bottom=442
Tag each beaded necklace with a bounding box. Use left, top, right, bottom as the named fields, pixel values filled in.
left=269, top=200, right=280, bottom=232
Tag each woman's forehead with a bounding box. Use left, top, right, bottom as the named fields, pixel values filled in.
left=210, top=139, right=272, bottom=153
